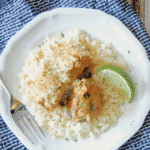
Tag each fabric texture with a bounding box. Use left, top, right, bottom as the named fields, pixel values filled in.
left=0, top=0, right=150, bottom=149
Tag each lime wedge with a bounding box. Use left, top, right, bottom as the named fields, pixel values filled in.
left=97, top=65, right=134, bottom=103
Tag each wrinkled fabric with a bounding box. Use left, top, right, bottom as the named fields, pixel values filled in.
left=0, top=0, right=150, bottom=149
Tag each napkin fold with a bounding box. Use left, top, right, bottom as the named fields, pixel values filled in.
left=0, top=0, right=150, bottom=149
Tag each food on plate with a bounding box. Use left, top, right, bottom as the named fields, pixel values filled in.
left=99, top=65, right=134, bottom=103
left=19, top=28, right=132, bottom=141
left=69, top=78, right=103, bottom=123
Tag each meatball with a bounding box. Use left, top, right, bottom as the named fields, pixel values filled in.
left=70, top=79, right=103, bottom=123
left=52, top=44, right=94, bottom=83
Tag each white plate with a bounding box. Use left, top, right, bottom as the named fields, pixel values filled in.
left=0, top=8, right=150, bottom=150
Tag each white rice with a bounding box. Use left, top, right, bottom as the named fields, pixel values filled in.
left=19, top=28, right=129, bottom=142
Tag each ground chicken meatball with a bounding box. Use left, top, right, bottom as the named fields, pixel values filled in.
left=52, top=44, right=94, bottom=82
left=70, top=79, right=103, bottom=123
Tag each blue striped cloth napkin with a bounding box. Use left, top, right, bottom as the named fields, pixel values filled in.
left=0, top=0, right=150, bottom=149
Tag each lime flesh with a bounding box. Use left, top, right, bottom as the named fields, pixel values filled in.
left=98, top=65, right=134, bottom=103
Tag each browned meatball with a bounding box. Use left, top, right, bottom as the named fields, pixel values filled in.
left=70, top=79, right=103, bottom=123
left=52, top=44, right=94, bottom=82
